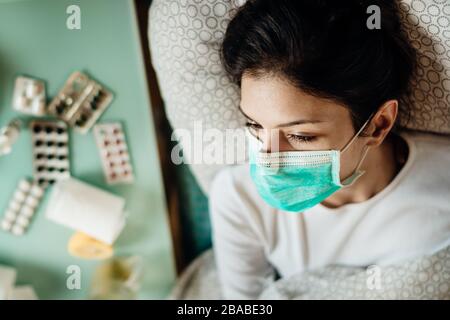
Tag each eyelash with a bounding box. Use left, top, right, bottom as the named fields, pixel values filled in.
left=286, top=134, right=316, bottom=144
left=245, top=122, right=262, bottom=130
left=245, top=122, right=316, bottom=144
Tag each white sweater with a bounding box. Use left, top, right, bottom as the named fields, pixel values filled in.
left=210, top=131, right=450, bottom=299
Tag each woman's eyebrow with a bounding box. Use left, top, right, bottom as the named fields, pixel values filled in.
left=238, top=105, right=324, bottom=127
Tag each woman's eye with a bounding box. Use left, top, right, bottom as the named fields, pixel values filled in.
left=245, top=122, right=262, bottom=130
left=286, top=134, right=316, bottom=143
left=245, top=122, right=265, bottom=141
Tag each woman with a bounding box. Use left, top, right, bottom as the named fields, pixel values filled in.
left=210, top=0, right=450, bottom=299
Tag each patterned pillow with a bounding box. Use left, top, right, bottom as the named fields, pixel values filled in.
left=398, top=0, right=450, bottom=133
left=149, top=0, right=450, bottom=194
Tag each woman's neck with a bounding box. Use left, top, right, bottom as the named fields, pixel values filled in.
left=322, top=133, right=406, bottom=209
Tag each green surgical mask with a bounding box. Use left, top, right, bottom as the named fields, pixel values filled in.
left=248, top=116, right=373, bottom=212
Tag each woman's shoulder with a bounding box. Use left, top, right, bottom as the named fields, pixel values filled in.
left=402, top=130, right=450, bottom=151
left=400, top=130, right=450, bottom=166
left=397, top=130, right=450, bottom=203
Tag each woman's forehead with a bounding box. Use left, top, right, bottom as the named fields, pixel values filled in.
left=240, top=75, right=351, bottom=127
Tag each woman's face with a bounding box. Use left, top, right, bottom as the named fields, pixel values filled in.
left=240, top=74, right=371, bottom=181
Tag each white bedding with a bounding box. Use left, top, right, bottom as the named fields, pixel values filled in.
left=169, top=245, right=450, bottom=300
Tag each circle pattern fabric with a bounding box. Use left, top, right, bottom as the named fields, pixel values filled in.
left=149, top=0, right=247, bottom=193
left=398, top=0, right=450, bottom=134
left=149, top=0, right=450, bottom=193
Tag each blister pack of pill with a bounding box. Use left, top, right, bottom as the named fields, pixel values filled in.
left=93, top=123, right=134, bottom=185
left=0, top=179, right=44, bottom=236
left=12, top=76, right=46, bottom=116
left=48, top=71, right=113, bottom=134
left=30, top=120, right=70, bottom=187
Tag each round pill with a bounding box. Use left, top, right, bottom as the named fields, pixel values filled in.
left=20, top=205, right=34, bottom=218
left=16, top=216, right=30, bottom=227
left=18, top=179, right=31, bottom=191
left=32, top=125, right=42, bottom=133
left=4, top=209, right=18, bottom=221
left=11, top=225, right=25, bottom=235
left=25, top=196, right=38, bottom=208
left=14, top=190, right=26, bottom=202
left=56, top=105, right=64, bottom=115
left=65, top=97, right=73, bottom=106
left=1, top=220, right=12, bottom=231
left=8, top=200, right=21, bottom=211
left=30, top=185, right=44, bottom=198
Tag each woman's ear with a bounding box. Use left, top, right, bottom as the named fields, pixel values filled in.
left=366, top=100, right=398, bottom=147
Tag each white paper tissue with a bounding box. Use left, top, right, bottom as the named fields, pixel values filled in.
left=8, top=285, right=38, bottom=300
left=0, top=265, right=16, bottom=300
left=46, top=178, right=126, bottom=245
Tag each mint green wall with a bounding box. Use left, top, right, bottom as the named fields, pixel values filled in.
left=0, top=0, right=176, bottom=299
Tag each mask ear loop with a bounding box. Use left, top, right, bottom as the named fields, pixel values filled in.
left=341, top=114, right=374, bottom=154
left=340, top=113, right=375, bottom=187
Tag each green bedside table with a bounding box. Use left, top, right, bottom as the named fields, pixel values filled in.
left=0, top=0, right=176, bottom=299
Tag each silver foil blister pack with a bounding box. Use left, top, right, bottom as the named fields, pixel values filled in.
left=1, top=178, right=44, bottom=236
left=93, top=122, right=134, bottom=185
left=12, top=76, right=46, bottom=116
left=48, top=71, right=113, bottom=134
left=30, top=120, right=70, bottom=187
